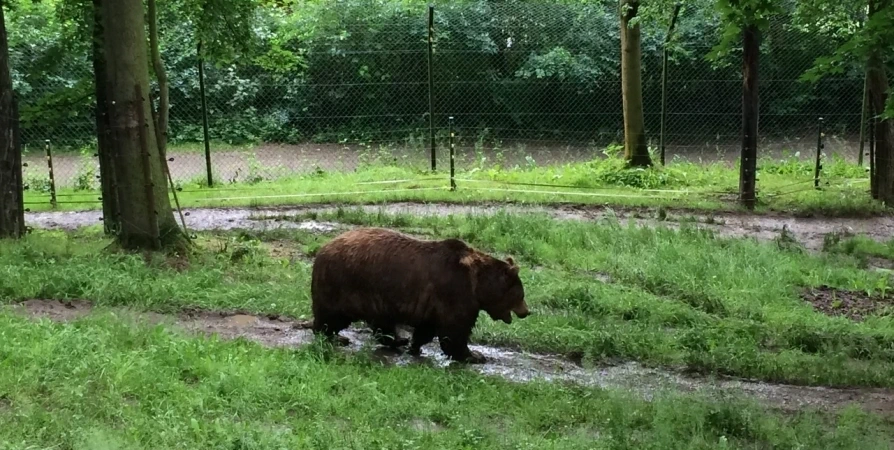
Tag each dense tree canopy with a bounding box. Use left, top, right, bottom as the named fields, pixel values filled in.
left=3, top=0, right=886, bottom=152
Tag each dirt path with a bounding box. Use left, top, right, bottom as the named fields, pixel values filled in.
left=24, top=202, right=894, bottom=251
left=7, top=299, right=893, bottom=419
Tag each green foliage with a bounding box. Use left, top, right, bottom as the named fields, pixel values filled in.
left=580, top=157, right=688, bottom=189
left=72, top=147, right=97, bottom=191
left=708, top=0, right=782, bottom=64
left=515, top=47, right=607, bottom=84
left=6, top=0, right=869, bottom=150
left=169, top=0, right=259, bottom=64
left=793, top=0, right=894, bottom=116
left=759, top=152, right=867, bottom=179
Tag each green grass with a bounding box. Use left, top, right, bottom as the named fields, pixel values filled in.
left=823, top=234, right=894, bottom=263
left=21, top=150, right=885, bottom=217
left=4, top=208, right=894, bottom=447
left=3, top=210, right=894, bottom=389
left=1, top=312, right=890, bottom=449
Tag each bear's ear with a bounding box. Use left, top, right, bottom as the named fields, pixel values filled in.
left=506, top=256, right=515, bottom=266
left=506, top=258, right=518, bottom=276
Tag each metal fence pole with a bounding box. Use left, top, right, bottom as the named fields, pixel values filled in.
left=858, top=73, right=868, bottom=166
left=738, top=25, right=760, bottom=210
left=198, top=40, right=213, bottom=187
left=44, top=139, right=57, bottom=209
left=427, top=5, right=436, bottom=172
left=449, top=116, right=456, bottom=191
left=659, top=3, right=682, bottom=166
left=813, top=117, right=824, bottom=189
left=869, top=117, right=877, bottom=198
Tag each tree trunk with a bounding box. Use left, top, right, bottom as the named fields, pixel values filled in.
left=147, top=0, right=169, bottom=156
left=91, top=0, right=120, bottom=235
left=866, top=0, right=894, bottom=204
left=619, top=0, right=651, bottom=167
left=0, top=0, right=24, bottom=239
left=100, top=0, right=184, bottom=250
left=739, top=24, right=760, bottom=210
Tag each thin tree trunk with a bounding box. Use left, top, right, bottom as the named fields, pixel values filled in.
left=0, top=0, right=24, bottom=239
left=147, top=0, right=168, bottom=156
left=620, top=0, right=652, bottom=167
left=91, top=0, right=119, bottom=235
left=100, top=0, right=184, bottom=250
left=866, top=0, right=894, bottom=204
left=739, top=24, right=760, bottom=210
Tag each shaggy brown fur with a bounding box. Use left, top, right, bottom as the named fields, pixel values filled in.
left=310, top=227, right=529, bottom=363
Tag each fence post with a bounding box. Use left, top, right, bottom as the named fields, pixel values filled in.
left=858, top=73, right=868, bottom=166
left=198, top=40, right=213, bottom=187
left=659, top=3, right=682, bottom=166
left=449, top=116, right=456, bottom=191
left=869, top=117, right=877, bottom=198
left=814, top=117, right=824, bottom=189
left=738, top=24, right=760, bottom=210
left=44, top=139, right=57, bottom=209
left=427, top=4, right=436, bottom=172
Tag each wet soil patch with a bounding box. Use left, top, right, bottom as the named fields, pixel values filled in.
left=25, top=203, right=894, bottom=253
left=6, top=299, right=894, bottom=419
left=802, top=285, right=894, bottom=322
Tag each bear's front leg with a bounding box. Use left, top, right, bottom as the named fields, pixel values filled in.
left=438, top=331, right=486, bottom=364
left=370, top=323, right=410, bottom=348
left=312, top=314, right=352, bottom=346
left=409, top=325, right=437, bottom=356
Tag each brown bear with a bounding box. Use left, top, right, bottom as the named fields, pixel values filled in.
left=310, top=227, right=529, bottom=364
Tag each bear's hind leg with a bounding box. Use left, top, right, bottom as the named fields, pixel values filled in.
left=312, top=313, right=352, bottom=346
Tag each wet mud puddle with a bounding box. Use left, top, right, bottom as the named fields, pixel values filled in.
left=8, top=299, right=894, bottom=418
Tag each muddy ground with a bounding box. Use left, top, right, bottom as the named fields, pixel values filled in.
left=24, top=202, right=894, bottom=252
left=23, top=136, right=862, bottom=188
left=803, top=285, right=894, bottom=322
left=6, top=299, right=893, bottom=419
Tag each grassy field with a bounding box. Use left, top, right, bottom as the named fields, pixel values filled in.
left=8, top=174, right=894, bottom=447
left=22, top=150, right=883, bottom=217
left=2, top=311, right=892, bottom=449
left=3, top=212, right=894, bottom=447
left=9, top=209, right=894, bottom=386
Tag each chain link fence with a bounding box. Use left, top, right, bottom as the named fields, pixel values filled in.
left=10, top=0, right=865, bottom=194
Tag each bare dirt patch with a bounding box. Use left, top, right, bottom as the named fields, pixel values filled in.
left=801, top=285, right=894, bottom=322
left=25, top=203, right=894, bottom=252
left=7, top=299, right=894, bottom=419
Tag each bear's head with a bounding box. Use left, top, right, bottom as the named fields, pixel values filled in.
left=476, top=256, right=529, bottom=324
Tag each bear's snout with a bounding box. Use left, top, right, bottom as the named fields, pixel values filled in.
left=513, top=303, right=530, bottom=319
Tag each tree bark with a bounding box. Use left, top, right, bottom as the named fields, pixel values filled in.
left=91, top=0, right=120, bottom=235
left=0, top=0, right=24, bottom=239
left=619, top=0, right=652, bottom=167
left=100, top=0, right=184, bottom=250
left=147, top=0, right=169, bottom=156
left=739, top=24, right=760, bottom=210
left=866, top=0, right=894, bottom=204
